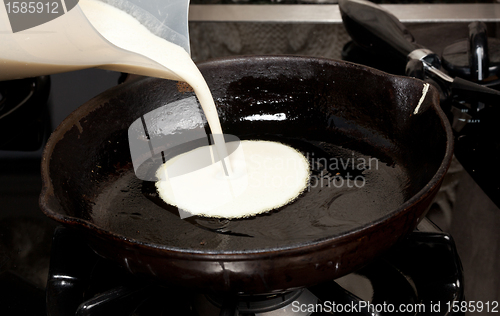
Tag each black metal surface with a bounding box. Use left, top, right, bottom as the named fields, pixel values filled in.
left=309, top=233, right=464, bottom=316
left=382, top=232, right=465, bottom=316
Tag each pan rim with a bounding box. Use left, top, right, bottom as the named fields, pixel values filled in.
left=39, top=55, right=454, bottom=259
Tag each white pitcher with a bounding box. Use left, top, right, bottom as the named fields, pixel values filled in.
left=0, top=0, right=190, bottom=81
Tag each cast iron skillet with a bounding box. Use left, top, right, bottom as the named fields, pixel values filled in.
left=40, top=56, right=453, bottom=294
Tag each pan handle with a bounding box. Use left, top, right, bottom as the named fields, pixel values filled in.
left=339, top=0, right=421, bottom=61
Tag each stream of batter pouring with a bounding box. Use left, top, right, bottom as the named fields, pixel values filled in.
left=80, top=0, right=310, bottom=218
left=79, top=0, right=233, bottom=175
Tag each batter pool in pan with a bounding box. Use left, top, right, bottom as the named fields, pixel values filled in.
left=155, top=140, right=310, bottom=219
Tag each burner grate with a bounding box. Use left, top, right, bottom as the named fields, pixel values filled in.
left=45, top=222, right=464, bottom=316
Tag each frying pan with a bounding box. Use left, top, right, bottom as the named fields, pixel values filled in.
left=40, top=56, right=453, bottom=294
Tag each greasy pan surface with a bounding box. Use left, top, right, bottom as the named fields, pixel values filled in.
left=40, top=56, right=453, bottom=293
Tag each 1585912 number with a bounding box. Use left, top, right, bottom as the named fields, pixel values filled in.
left=5, top=1, right=59, bottom=14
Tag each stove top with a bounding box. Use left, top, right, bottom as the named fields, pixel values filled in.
left=37, top=219, right=462, bottom=316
